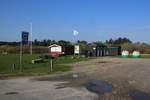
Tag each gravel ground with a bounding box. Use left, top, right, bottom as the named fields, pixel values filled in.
left=0, top=57, right=150, bottom=100
left=0, top=78, right=98, bottom=100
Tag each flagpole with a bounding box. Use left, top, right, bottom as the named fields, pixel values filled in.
left=30, top=23, right=32, bottom=55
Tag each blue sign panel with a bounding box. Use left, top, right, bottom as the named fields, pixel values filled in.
left=22, top=32, right=29, bottom=45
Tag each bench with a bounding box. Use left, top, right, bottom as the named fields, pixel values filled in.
left=32, top=58, right=44, bottom=64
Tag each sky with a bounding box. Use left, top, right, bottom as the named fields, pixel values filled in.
left=0, top=0, right=150, bottom=43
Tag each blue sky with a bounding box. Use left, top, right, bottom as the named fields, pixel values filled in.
left=0, top=0, right=150, bottom=43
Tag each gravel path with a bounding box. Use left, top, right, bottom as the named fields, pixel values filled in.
left=70, top=57, right=150, bottom=100
left=0, top=78, right=98, bottom=100
left=0, top=57, right=150, bottom=100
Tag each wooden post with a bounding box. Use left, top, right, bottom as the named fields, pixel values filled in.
left=12, top=64, right=15, bottom=72
left=50, top=59, right=53, bottom=72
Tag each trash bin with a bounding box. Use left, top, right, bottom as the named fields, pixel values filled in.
left=132, top=51, right=140, bottom=58
left=121, top=50, right=129, bottom=58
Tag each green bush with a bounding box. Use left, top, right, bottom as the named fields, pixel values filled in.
left=39, top=54, right=54, bottom=59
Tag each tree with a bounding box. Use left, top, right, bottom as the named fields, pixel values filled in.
left=58, top=40, right=71, bottom=46
left=33, top=39, right=40, bottom=45
left=105, top=37, right=132, bottom=45
left=93, top=41, right=104, bottom=46
left=107, top=38, right=114, bottom=44
left=77, top=40, right=87, bottom=45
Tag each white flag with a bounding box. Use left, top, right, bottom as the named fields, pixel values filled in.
left=73, top=30, right=79, bottom=36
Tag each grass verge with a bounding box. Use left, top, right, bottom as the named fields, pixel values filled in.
left=0, top=54, right=90, bottom=76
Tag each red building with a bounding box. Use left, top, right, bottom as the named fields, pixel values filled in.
left=48, top=44, right=63, bottom=57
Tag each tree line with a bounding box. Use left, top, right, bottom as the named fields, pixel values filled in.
left=0, top=37, right=134, bottom=46
left=0, top=37, right=150, bottom=54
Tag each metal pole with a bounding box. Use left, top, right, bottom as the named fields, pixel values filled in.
left=30, top=22, right=32, bottom=55
left=20, top=35, right=22, bottom=72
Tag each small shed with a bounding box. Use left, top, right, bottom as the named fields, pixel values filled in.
left=96, top=45, right=107, bottom=56
left=85, top=43, right=97, bottom=57
left=48, top=44, right=63, bottom=57
left=62, top=45, right=74, bottom=55
left=107, top=46, right=121, bottom=56
left=96, top=46, right=121, bottom=56
left=85, top=44, right=121, bottom=57
left=85, top=43, right=107, bottom=57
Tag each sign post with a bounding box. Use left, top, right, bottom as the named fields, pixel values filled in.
left=74, top=45, right=80, bottom=55
left=20, top=32, right=29, bottom=72
left=73, top=30, right=79, bottom=56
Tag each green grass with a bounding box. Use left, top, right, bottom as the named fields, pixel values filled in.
left=0, top=54, right=90, bottom=76
left=53, top=55, right=90, bottom=64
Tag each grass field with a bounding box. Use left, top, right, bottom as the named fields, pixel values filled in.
left=0, top=54, right=90, bottom=76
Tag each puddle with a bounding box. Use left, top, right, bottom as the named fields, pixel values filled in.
left=33, top=73, right=90, bottom=88
left=129, top=90, right=150, bottom=100
left=55, top=84, right=67, bottom=89
left=0, top=76, right=9, bottom=80
left=35, top=73, right=87, bottom=82
left=97, top=61, right=110, bottom=64
left=5, top=92, right=19, bottom=95
left=86, top=80, right=112, bottom=95
left=55, top=86, right=66, bottom=89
